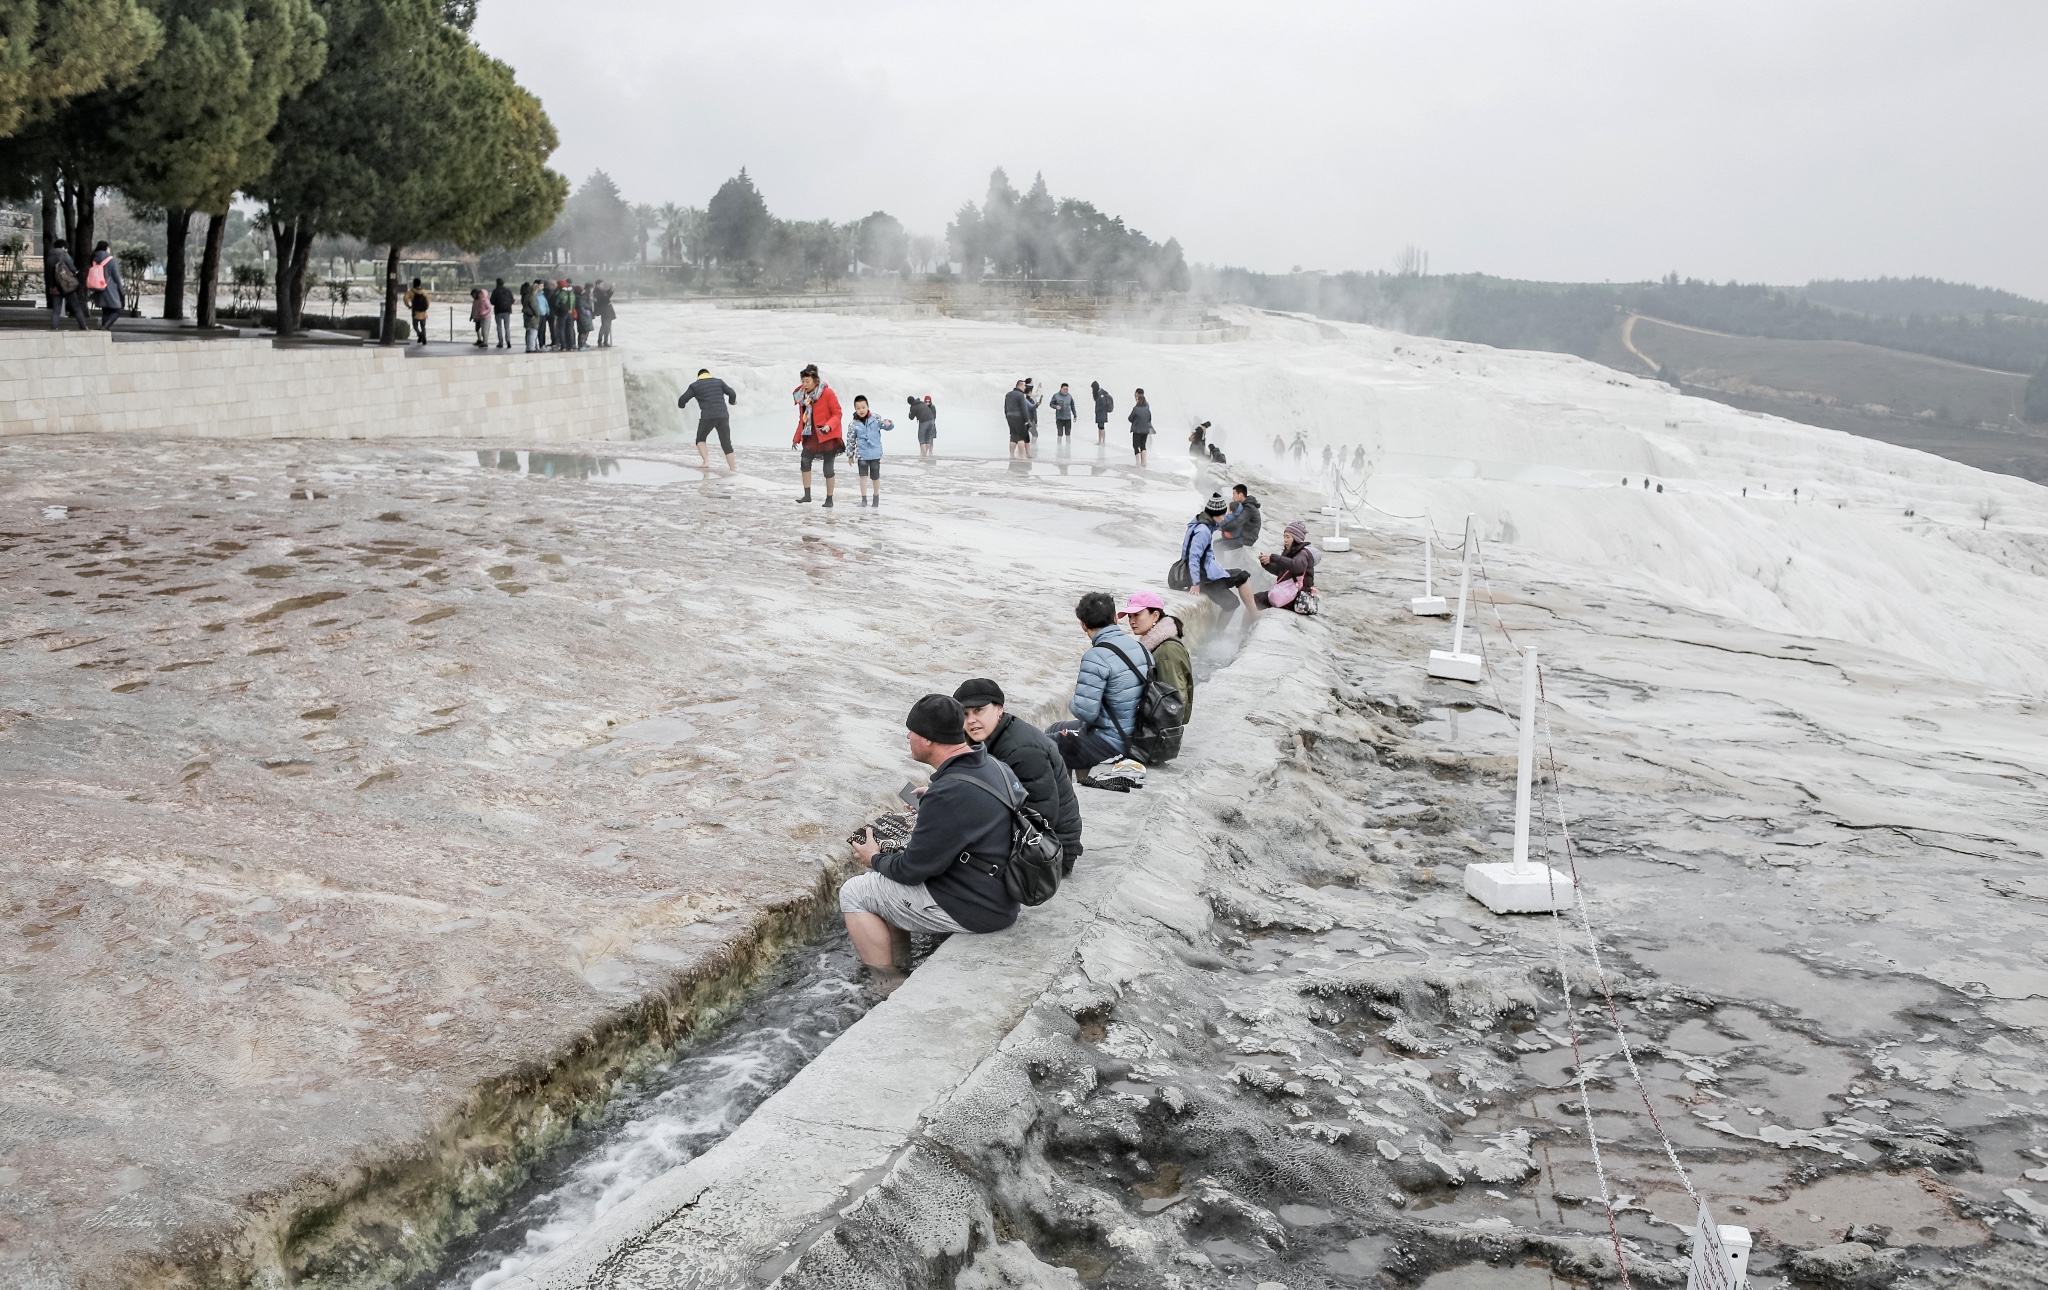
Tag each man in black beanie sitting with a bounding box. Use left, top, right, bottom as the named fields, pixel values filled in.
left=843, top=694, right=1026, bottom=978
left=955, top=677, right=1083, bottom=875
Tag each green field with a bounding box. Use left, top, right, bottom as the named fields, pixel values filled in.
left=1609, top=316, right=2048, bottom=482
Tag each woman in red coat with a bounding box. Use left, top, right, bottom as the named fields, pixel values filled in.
left=791, top=363, right=845, bottom=506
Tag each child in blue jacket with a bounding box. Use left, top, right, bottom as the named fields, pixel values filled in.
left=846, top=395, right=894, bottom=508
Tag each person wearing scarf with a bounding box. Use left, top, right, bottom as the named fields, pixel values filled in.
left=791, top=363, right=845, bottom=506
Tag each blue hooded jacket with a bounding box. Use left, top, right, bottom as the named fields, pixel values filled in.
left=1068, top=623, right=1150, bottom=749
left=846, top=413, right=893, bottom=460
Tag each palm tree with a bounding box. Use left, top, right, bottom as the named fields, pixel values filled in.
left=631, top=204, right=658, bottom=263
left=656, top=202, right=684, bottom=263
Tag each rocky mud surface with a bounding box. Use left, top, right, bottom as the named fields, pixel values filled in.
left=773, top=522, right=2047, bottom=1290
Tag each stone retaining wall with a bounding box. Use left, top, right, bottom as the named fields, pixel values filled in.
left=0, top=331, right=628, bottom=440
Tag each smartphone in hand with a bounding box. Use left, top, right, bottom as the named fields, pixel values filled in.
left=898, top=780, right=923, bottom=809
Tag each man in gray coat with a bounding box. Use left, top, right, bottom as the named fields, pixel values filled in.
left=956, top=678, right=1084, bottom=873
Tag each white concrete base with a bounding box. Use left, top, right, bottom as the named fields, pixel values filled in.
left=1464, top=862, right=1574, bottom=913
left=1427, top=649, right=1483, bottom=681
left=1411, top=595, right=1449, bottom=616
left=1321, top=536, right=1352, bottom=552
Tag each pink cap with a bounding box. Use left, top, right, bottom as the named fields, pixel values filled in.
left=1118, top=590, right=1165, bottom=615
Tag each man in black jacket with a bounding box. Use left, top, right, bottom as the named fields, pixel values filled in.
left=1004, top=380, right=1032, bottom=460
left=1218, top=483, right=1262, bottom=550
left=843, top=695, right=1024, bottom=974
left=678, top=368, right=740, bottom=472
left=1090, top=380, right=1113, bottom=445
left=955, top=678, right=1083, bottom=873
left=490, top=277, right=515, bottom=347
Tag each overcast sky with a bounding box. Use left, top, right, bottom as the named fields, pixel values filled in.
left=475, top=1, right=2048, bottom=297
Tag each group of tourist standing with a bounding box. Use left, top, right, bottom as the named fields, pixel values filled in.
left=1002, top=378, right=1146, bottom=462
left=400, top=276, right=615, bottom=350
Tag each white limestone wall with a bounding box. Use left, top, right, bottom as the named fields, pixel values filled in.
left=0, top=331, right=629, bottom=441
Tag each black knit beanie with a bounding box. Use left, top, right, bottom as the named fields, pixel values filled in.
left=906, top=694, right=968, bottom=744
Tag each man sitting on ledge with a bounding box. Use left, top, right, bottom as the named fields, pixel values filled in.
left=843, top=694, right=1024, bottom=979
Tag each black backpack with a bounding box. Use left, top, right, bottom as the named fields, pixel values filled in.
left=954, top=772, right=1065, bottom=906
left=1167, top=527, right=1195, bottom=591
left=1104, top=640, right=1187, bottom=766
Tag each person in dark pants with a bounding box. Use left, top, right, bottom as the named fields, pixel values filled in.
left=1127, top=387, right=1153, bottom=466
left=86, top=242, right=124, bottom=331
left=1050, top=382, right=1076, bottom=444
left=1045, top=591, right=1149, bottom=776
left=407, top=278, right=430, bottom=344
left=678, top=367, right=739, bottom=472
left=595, top=281, right=615, bottom=346
left=1004, top=379, right=1031, bottom=460
left=1217, top=483, right=1262, bottom=550
left=907, top=395, right=937, bottom=458
left=956, top=678, right=1084, bottom=874
left=1184, top=492, right=1260, bottom=617
left=490, top=277, right=515, bottom=348
left=791, top=362, right=844, bottom=505
left=842, top=694, right=1025, bottom=984
left=45, top=239, right=90, bottom=330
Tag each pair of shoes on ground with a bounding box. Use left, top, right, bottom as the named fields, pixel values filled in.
left=1080, top=758, right=1146, bottom=792
left=858, top=496, right=881, bottom=508
left=796, top=493, right=835, bottom=507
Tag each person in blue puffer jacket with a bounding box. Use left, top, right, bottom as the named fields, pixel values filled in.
left=1045, top=591, right=1151, bottom=775
left=845, top=394, right=894, bottom=508
left=1184, top=491, right=1260, bottom=617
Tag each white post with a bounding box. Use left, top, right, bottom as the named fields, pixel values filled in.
left=1511, top=645, right=1538, bottom=873
left=1449, top=516, right=1474, bottom=656
left=1423, top=509, right=1435, bottom=595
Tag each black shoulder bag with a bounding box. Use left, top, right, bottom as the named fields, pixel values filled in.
left=954, top=772, right=1065, bottom=906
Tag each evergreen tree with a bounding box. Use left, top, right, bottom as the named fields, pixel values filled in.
left=0, top=0, right=163, bottom=138
left=944, top=199, right=981, bottom=276
left=97, top=0, right=327, bottom=322
left=2027, top=355, right=2048, bottom=424
left=257, top=0, right=562, bottom=337
left=704, top=167, right=768, bottom=267
left=854, top=209, right=904, bottom=271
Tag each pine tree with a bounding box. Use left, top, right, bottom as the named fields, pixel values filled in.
left=704, top=167, right=769, bottom=267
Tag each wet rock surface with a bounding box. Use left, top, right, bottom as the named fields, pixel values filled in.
left=773, top=512, right=2046, bottom=1290
left=0, top=437, right=1204, bottom=1290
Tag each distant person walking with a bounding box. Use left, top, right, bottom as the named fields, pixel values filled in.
left=1050, top=382, right=1076, bottom=442
left=532, top=278, right=551, bottom=349
left=1128, top=388, right=1154, bottom=467
left=595, top=281, right=615, bottom=347
left=1004, top=379, right=1031, bottom=460
left=678, top=367, right=739, bottom=472
left=491, top=277, right=514, bottom=348
left=846, top=394, right=893, bottom=508
left=907, top=395, right=938, bottom=458
left=407, top=278, right=430, bottom=345
left=792, top=363, right=845, bottom=506
left=86, top=242, right=124, bottom=332
left=468, top=286, right=490, bottom=347
left=1024, top=378, right=1041, bottom=455
left=1091, top=380, right=1113, bottom=445
left=1290, top=431, right=1308, bottom=471
left=45, top=238, right=89, bottom=330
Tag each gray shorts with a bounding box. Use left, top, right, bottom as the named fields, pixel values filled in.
left=838, top=871, right=966, bottom=934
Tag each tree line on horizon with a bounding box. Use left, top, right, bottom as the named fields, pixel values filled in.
left=529, top=165, right=1189, bottom=294
left=1200, top=266, right=2048, bottom=413
left=0, top=0, right=565, bottom=336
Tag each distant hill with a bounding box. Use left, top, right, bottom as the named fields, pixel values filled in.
left=1801, top=276, right=2048, bottom=322
left=1195, top=269, right=2048, bottom=375
left=1194, top=266, right=2048, bottom=481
